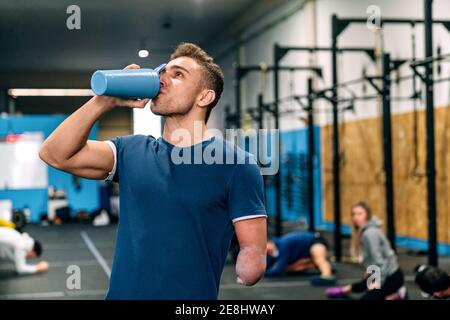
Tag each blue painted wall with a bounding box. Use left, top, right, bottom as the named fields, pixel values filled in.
left=265, top=127, right=322, bottom=227
left=0, top=115, right=100, bottom=222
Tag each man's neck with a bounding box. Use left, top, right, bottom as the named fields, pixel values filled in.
left=162, top=115, right=213, bottom=147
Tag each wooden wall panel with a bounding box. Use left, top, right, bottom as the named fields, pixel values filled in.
left=321, top=105, right=450, bottom=244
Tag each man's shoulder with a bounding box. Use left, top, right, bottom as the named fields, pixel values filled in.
left=0, top=228, right=22, bottom=246
left=111, top=134, right=156, bottom=147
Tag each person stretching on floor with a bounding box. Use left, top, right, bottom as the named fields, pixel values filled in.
left=265, top=230, right=336, bottom=286
left=0, top=227, right=48, bottom=275
left=326, top=201, right=407, bottom=300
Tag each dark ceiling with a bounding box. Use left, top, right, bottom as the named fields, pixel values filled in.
left=0, top=0, right=260, bottom=87
left=0, top=0, right=290, bottom=113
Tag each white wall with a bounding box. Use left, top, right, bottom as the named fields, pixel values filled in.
left=206, top=48, right=237, bottom=131
left=210, top=0, right=450, bottom=131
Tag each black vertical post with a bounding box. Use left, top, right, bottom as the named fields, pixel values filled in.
left=258, top=93, right=268, bottom=210
left=274, top=44, right=282, bottom=237
left=224, top=105, right=230, bottom=131
left=234, top=65, right=242, bottom=129
left=424, top=0, right=438, bottom=266
left=331, top=15, right=342, bottom=262
left=381, top=53, right=396, bottom=251
left=257, top=94, right=264, bottom=130
left=307, top=78, right=315, bottom=232
left=0, top=88, right=8, bottom=114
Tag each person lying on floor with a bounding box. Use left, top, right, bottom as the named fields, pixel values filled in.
left=415, top=265, right=450, bottom=299
left=0, top=227, right=48, bottom=275
left=265, top=230, right=336, bottom=286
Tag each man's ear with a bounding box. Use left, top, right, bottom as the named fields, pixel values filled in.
left=197, top=89, right=216, bottom=108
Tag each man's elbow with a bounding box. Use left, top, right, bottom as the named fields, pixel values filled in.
left=38, top=146, right=49, bottom=163
left=39, top=145, right=64, bottom=170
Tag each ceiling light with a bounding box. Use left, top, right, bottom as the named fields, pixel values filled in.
left=138, top=49, right=149, bottom=58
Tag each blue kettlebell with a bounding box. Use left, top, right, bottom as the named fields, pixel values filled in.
left=90, top=63, right=167, bottom=99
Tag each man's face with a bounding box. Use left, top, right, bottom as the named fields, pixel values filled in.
left=151, top=56, right=204, bottom=117
left=26, top=250, right=36, bottom=258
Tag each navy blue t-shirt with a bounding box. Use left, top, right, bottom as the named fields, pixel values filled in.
left=104, top=135, right=266, bottom=299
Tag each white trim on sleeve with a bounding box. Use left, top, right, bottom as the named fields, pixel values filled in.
left=232, top=214, right=267, bottom=224
left=104, top=140, right=117, bottom=181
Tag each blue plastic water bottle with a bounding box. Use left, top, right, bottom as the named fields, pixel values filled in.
left=90, top=63, right=166, bottom=99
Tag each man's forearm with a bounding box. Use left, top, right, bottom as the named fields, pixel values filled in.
left=15, top=254, right=38, bottom=275
left=39, top=96, right=111, bottom=164
left=16, top=263, right=38, bottom=275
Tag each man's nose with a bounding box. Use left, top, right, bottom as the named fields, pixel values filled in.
left=159, top=72, right=168, bottom=88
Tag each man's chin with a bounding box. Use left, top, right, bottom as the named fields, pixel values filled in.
left=150, top=108, right=162, bottom=116
left=150, top=105, right=166, bottom=116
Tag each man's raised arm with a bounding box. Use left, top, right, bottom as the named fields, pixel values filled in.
left=39, top=64, right=149, bottom=180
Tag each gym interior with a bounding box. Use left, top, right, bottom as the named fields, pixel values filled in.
left=1, top=0, right=450, bottom=301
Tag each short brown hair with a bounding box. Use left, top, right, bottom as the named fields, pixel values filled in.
left=170, top=42, right=224, bottom=123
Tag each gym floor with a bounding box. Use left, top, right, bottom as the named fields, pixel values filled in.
left=1, top=223, right=448, bottom=300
